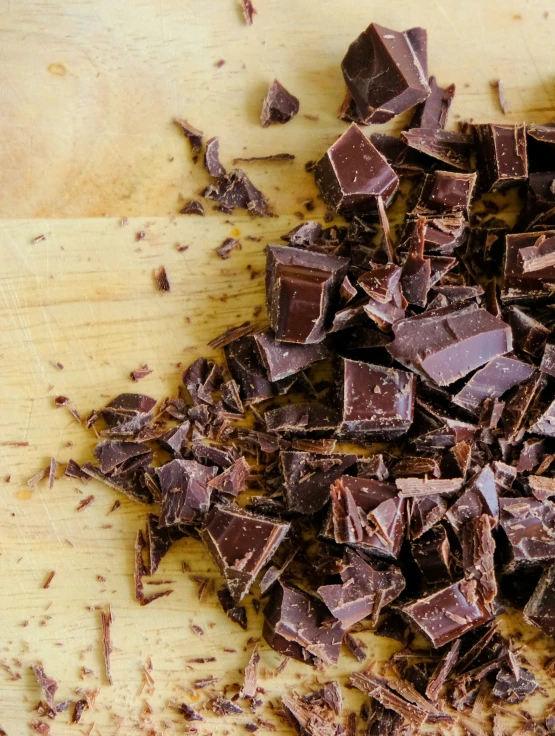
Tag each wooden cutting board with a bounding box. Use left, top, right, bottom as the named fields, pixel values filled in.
left=2, top=1, right=555, bottom=734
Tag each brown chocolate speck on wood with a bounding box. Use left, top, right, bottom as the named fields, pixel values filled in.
left=100, top=605, right=113, bottom=685
left=207, top=321, right=254, bottom=349
left=76, top=495, right=95, bottom=512
left=42, top=571, right=55, bottom=589
left=175, top=118, right=203, bottom=161
left=130, top=364, right=153, bottom=382
left=180, top=200, right=205, bottom=216
left=32, top=664, right=58, bottom=708
left=240, top=0, right=256, bottom=24
left=153, top=266, right=171, bottom=292
left=232, top=153, right=295, bottom=164
left=216, top=237, right=242, bottom=260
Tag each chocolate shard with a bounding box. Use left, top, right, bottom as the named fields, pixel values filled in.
left=369, top=132, right=429, bottom=174
left=425, top=639, right=460, bottom=701
left=502, top=371, right=544, bottom=442
left=266, top=245, right=349, bottom=344
left=156, top=459, right=218, bottom=526
left=323, top=475, right=406, bottom=560
left=254, top=329, right=329, bottom=381
left=101, top=393, right=157, bottom=436
left=523, top=564, right=555, bottom=638
left=411, top=524, right=452, bottom=584
left=341, top=23, right=430, bottom=124
left=403, top=215, right=467, bottom=256
left=400, top=219, right=431, bottom=307
left=201, top=504, right=290, bottom=601
left=499, top=497, right=555, bottom=569
left=180, top=199, right=205, bottom=216
left=336, top=357, right=415, bottom=440
left=175, top=118, right=203, bottom=160
left=493, top=666, right=537, bottom=704
left=319, top=681, right=342, bottom=715
left=314, top=124, right=399, bottom=216
left=32, top=665, right=58, bottom=708
left=453, top=355, right=535, bottom=414
left=529, top=398, right=555, bottom=437
left=280, top=451, right=357, bottom=514
left=357, top=454, right=389, bottom=481
left=216, top=237, right=241, bottom=260
left=528, top=475, right=555, bottom=502
left=318, top=548, right=405, bottom=628
left=202, top=168, right=270, bottom=216
left=410, top=495, right=448, bottom=539
left=396, top=477, right=463, bottom=498
left=413, top=170, right=477, bottom=215
left=282, top=220, right=324, bottom=247
left=410, top=76, right=455, bottom=130
left=504, top=306, right=550, bottom=356
left=461, top=514, right=497, bottom=609
left=329, top=478, right=364, bottom=543
left=388, top=303, right=513, bottom=386
left=260, top=79, right=299, bottom=127
left=207, top=456, right=251, bottom=497
left=204, top=136, right=226, bottom=178
left=541, top=342, right=555, bottom=376
left=94, top=441, right=150, bottom=474
left=281, top=691, right=337, bottom=736
left=263, top=581, right=342, bottom=666
left=224, top=335, right=287, bottom=404
left=265, top=404, right=340, bottom=435
left=446, top=465, right=499, bottom=533
left=401, top=579, right=492, bottom=648
left=474, top=123, right=528, bottom=191
left=516, top=439, right=546, bottom=474
left=501, top=232, right=555, bottom=303
left=145, top=513, right=188, bottom=575
left=220, top=379, right=244, bottom=415
left=157, top=422, right=190, bottom=454
left=217, top=587, right=247, bottom=630
left=401, top=128, right=471, bottom=171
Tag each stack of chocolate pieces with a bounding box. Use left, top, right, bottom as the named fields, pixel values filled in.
left=76, top=18, right=555, bottom=734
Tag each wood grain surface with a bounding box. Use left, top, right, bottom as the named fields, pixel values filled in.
left=3, top=0, right=555, bottom=734
left=0, top=0, right=554, bottom=219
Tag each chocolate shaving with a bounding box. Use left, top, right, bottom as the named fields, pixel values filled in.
left=216, top=237, right=242, bottom=260
left=100, top=606, right=113, bottom=685
left=153, top=266, right=171, bottom=292
left=240, top=646, right=260, bottom=699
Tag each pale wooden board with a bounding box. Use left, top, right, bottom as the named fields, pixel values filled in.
left=0, top=0, right=554, bottom=219
left=1, top=217, right=555, bottom=736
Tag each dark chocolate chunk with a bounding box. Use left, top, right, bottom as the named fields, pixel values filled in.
left=453, top=356, right=535, bottom=414
left=217, top=587, right=247, bottom=630
left=414, top=170, right=476, bottom=215
left=156, top=459, right=217, bottom=526
left=411, top=525, right=452, bottom=584
left=261, top=79, right=299, bottom=127
left=493, top=666, right=537, bottom=704
left=280, top=450, right=357, bottom=514
left=266, top=245, right=349, bottom=344
left=172, top=702, right=204, bottom=721
left=502, top=371, right=544, bottom=442
left=254, top=329, right=329, bottom=381
left=541, top=342, right=555, bottom=376
left=336, top=358, right=415, bottom=440
left=220, top=379, right=244, bottom=415
left=369, top=132, right=429, bottom=174
left=410, top=76, right=455, bottom=130
left=207, top=457, right=250, bottom=497
left=175, top=118, right=203, bottom=160
left=461, top=514, right=497, bottom=609
left=180, top=199, right=205, bottom=216
left=202, top=504, right=289, bottom=601
left=263, top=581, right=342, bottom=665
left=216, top=237, right=242, bottom=260
left=314, top=124, right=399, bottom=216
left=357, top=454, right=389, bottom=481
left=282, top=690, right=338, bottom=736
left=157, top=422, right=190, bottom=454
left=446, top=465, right=499, bottom=534
left=410, top=495, right=448, bottom=539
left=154, top=265, right=171, bottom=292
left=204, top=137, right=226, bottom=177
left=403, top=215, right=467, bottom=256
left=426, top=639, right=460, bottom=701
left=474, top=123, right=527, bottom=190
left=401, top=580, right=491, bottom=648
left=225, top=335, right=281, bottom=404
left=318, top=548, right=405, bottom=627
left=202, top=168, right=270, bottom=216
left=504, top=306, right=550, bottom=355
left=145, top=514, right=188, bottom=575
left=388, top=303, right=512, bottom=386
left=282, top=221, right=324, bottom=247
left=265, top=403, right=339, bottom=434
left=32, top=665, right=57, bottom=709
left=341, top=23, right=430, bottom=124
left=502, top=232, right=555, bottom=302
left=499, top=497, right=555, bottom=569
left=401, top=128, right=471, bottom=171
left=524, top=564, right=555, bottom=638
left=94, top=441, right=150, bottom=474
left=102, top=393, right=157, bottom=436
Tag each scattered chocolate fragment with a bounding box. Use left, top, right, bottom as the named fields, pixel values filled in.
left=314, top=124, right=399, bottom=215
left=202, top=504, right=290, bottom=601
left=261, top=80, right=299, bottom=127
left=281, top=451, right=357, bottom=514
left=202, top=169, right=270, bottom=216
left=217, top=587, right=248, bottom=629
left=205, top=136, right=226, bottom=177
left=175, top=118, right=203, bottom=161
left=410, top=76, right=455, bottom=129
left=492, top=79, right=509, bottom=114
left=402, top=128, right=471, bottom=170
left=172, top=702, right=204, bottom=721
left=130, top=364, right=152, bottom=382
left=156, top=459, right=217, bottom=526
left=240, top=646, right=260, bottom=699
left=453, top=356, right=534, bottom=414
left=254, top=329, right=328, bottom=381
left=474, top=123, right=527, bottom=191
left=154, top=265, right=170, bottom=292
left=32, top=665, right=57, bottom=708
left=208, top=457, right=250, bottom=497
left=180, top=199, right=205, bottom=216
left=216, top=237, right=242, bottom=260
left=411, top=525, right=452, bottom=584
left=524, top=564, right=555, bottom=637
left=341, top=23, right=430, bottom=124
left=240, top=0, right=255, bottom=25
left=426, top=639, right=460, bottom=700
left=233, top=153, right=295, bottom=164
left=100, top=606, right=113, bottom=685
left=493, top=666, right=538, bottom=704
left=72, top=699, right=88, bottom=724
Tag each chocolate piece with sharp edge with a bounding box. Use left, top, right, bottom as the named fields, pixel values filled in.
left=266, top=245, right=349, bottom=344
left=400, top=219, right=431, bottom=307
left=204, top=137, right=226, bottom=177
left=224, top=335, right=289, bottom=404
left=101, top=394, right=157, bottom=436
left=529, top=398, right=555, bottom=437
left=314, top=124, right=399, bottom=215
left=524, top=564, right=555, bottom=638
left=414, top=171, right=477, bottom=215
left=202, top=169, right=270, bottom=216
left=410, top=495, right=448, bottom=539
left=280, top=451, right=357, bottom=514
left=261, top=79, right=299, bottom=126
left=461, top=514, right=497, bottom=609
left=207, top=457, right=251, bottom=497
left=318, top=548, right=405, bottom=628
left=254, top=329, right=329, bottom=381
left=156, top=459, right=218, bottom=526
left=341, top=23, right=430, bottom=124
left=474, top=123, right=527, bottom=190
left=453, top=356, right=535, bottom=414
left=336, top=357, right=415, bottom=440
left=411, top=525, right=452, bottom=584
left=410, top=76, right=455, bottom=130
left=502, top=231, right=555, bottom=303
left=504, top=306, right=550, bottom=355
left=265, top=403, right=339, bottom=434
left=94, top=441, right=150, bottom=474
left=401, top=580, right=491, bottom=648
left=387, top=303, right=512, bottom=386
left=541, top=343, right=555, bottom=376
left=401, top=129, right=472, bottom=170
left=403, top=215, right=467, bottom=255
left=202, top=504, right=290, bottom=601
left=145, top=514, right=188, bottom=575
left=263, top=581, right=343, bottom=666
left=499, top=497, right=555, bottom=569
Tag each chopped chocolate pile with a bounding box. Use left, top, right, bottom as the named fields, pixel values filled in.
left=61, top=17, right=555, bottom=734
